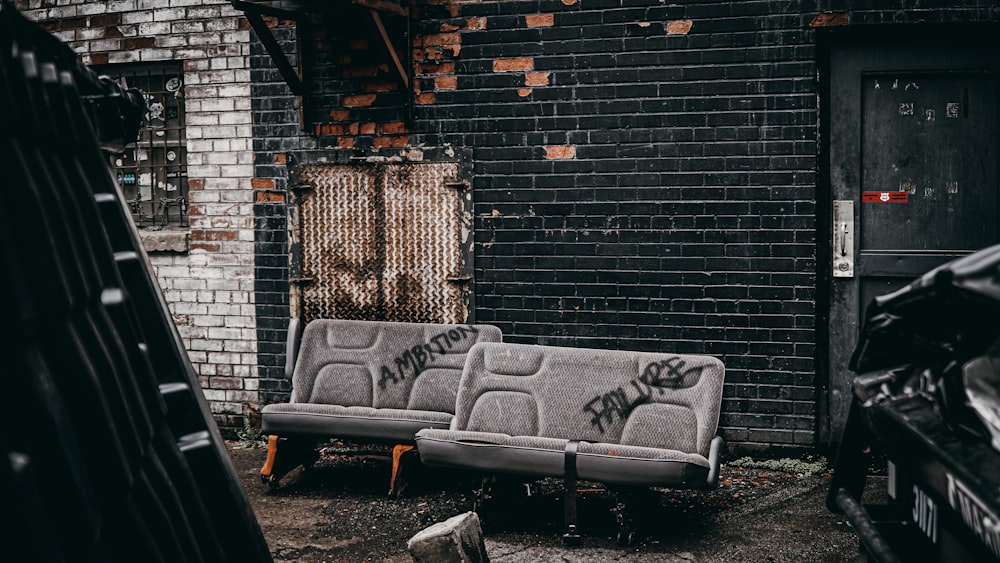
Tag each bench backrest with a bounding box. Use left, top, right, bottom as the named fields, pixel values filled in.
left=291, top=320, right=502, bottom=412
left=453, top=342, right=725, bottom=457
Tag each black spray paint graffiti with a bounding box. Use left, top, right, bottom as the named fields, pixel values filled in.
left=582, top=357, right=704, bottom=433
left=377, top=325, right=479, bottom=388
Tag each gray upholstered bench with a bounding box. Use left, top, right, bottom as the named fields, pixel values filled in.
left=414, top=341, right=725, bottom=545
left=259, top=318, right=502, bottom=495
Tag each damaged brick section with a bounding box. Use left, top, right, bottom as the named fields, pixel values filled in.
left=810, top=12, right=850, bottom=27
left=545, top=146, right=576, bottom=160
left=667, top=19, right=693, bottom=35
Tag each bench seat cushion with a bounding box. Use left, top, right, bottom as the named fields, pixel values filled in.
left=261, top=319, right=502, bottom=443
left=262, top=403, right=452, bottom=443
left=415, top=429, right=710, bottom=487
left=414, top=342, right=724, bottom=488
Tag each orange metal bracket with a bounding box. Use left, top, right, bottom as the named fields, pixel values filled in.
left=260, top=435, right=280, bottom=480
left=389, top=443, right=416, bottom=497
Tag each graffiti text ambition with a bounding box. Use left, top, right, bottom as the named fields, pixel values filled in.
left=378, top=326, right=479, bottom=388
left=583, top=357, right=704, bottom=433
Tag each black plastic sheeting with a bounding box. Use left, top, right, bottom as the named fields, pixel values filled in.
left=849, top=243, right=1000, bottom=441
left=0, top=4, right=273, bottom=562
left=829, top=244, right=1000, bottom=562
left=851, top=243, right=1000, bottom=374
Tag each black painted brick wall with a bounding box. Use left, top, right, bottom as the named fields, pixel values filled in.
left=250, top=0, right=1000, bottom=454
left=251, top=22, right=303, bottom=406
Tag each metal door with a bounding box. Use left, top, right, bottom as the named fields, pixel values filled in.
left=290, top=161, right=474, bottom=325
left=824, top=39, right=1000, bottom=443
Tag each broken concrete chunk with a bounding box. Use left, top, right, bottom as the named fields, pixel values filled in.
left=407, top=511, right=488, bottom=563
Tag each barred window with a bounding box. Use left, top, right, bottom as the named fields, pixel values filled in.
left=98, top=63, right=188, bottom=229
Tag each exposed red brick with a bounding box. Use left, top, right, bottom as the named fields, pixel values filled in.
left=124, top=37, right=155, bottom=50
left=261, top=16, right=295, bottom=28
left=381, top=121, right=408, bottom=135
left=374, top=136, right=409, bottom=148
left=342, top=93, right=377, bottom=107
left=188, top=178, right=205, bottom=191
left=561, top=0, right=578, bottom=5
left=189, top=242, right=221, bottom=252
left=104, top=26, right=123, bottom=38
left=494, top=57, right=534, bottom=72
left=317, top=123, right=344, bottom=135
left=338, top=137, right=355, bottom=148
left=188, top=204, right=202, bottom=217
left=422, top=32, right=461, bottom=47
left=361, top=122, right=376, bottom=135
left=330, top=109, right=350, bottom=121
left=344, top=66, right=378, bottom=78
left=362, top=80, right=398, bottom=92
left=251, top=178, right=274, bottom=190
left=525, top=71, right=550, bottom=86
left=518, top=88, right=532, bottom=97
left=255, top=192, right=285, bottom=204
left=545, top=145, right=576, bottom=160
left=190, top=230, right=238, bottom=242
left=239, top=17, right=251, bottom=30
left=415, top=92, right=436, bottom=105
left=417, top=61, right=455, bottom=75
left=39, top=21, right=59, bottom=32
left=274, top=153, right=286, bottom=164
left=440, top=22, right=461, bottom=32
left=810, top=12, right=850, bottom=27
left=436, top=75, right=458, bottom=90
left=465, top=17, right=486, bottom=30
left=346, top=123, right=360, bottom=135
left=91, top=13, right=121, bottom=26
left=60, top=17, right=87, bottom=29
left=526, top=14, right=554, bottom=27
left=89, top=53, right=109, bottom=65
left=667, top=19, right=693, bottom=35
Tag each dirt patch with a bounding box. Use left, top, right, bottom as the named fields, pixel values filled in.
left=231, top=442, right=868, bottom=562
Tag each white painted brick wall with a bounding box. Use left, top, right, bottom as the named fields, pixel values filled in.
left=15, top=0, right=259, bottom=431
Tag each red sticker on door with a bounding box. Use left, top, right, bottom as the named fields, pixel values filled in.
left=862, top=191, right=909, bottom=203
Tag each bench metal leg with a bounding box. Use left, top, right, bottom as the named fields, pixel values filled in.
left=612, top=490, right=636, bottom=547
left=562, top=440, right=582, bottom=546
left=611, top=487, right=653, bottom=547
left=258, top=435, right=319, bottom=488
left=388, top=443, right=416, bottom=498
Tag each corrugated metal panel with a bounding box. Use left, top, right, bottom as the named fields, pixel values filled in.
left=295, top=162, right=467, bottom=324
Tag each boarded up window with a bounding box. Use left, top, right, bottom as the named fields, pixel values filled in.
left=292, top=162, right=473, bottom=324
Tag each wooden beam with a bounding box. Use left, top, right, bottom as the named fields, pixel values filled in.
left=231, top=1, right=306, bottom=96
left=353, top=0, right=409, bottom=17
left=369, top=9, right=408, bottom=89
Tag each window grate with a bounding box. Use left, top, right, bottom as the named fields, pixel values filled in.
left=98, top=63, right=188, bottom=229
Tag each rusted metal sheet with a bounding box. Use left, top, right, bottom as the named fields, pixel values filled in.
left=293, top=162, right=470, bottom=324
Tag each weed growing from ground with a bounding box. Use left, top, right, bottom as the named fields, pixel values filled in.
left=728, top=455, right=828, bottom=476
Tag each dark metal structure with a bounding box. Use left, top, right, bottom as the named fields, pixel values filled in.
left=828, top=244, right=1000, bottom=562
left=0, top=4, right=273, bottom=561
